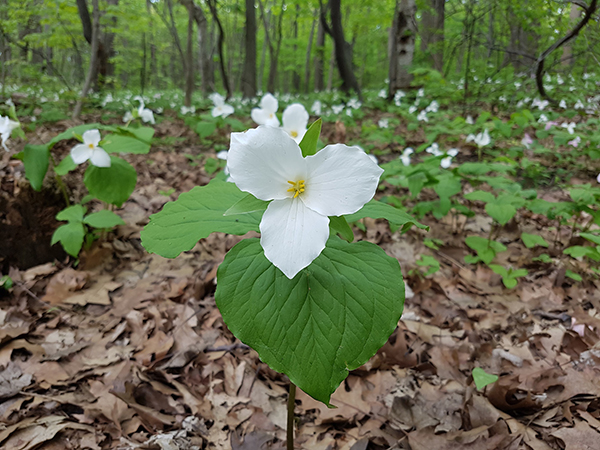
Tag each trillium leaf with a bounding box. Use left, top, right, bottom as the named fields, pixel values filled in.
left=102, top=133, right=151, bottom=154
left=83, top=156, right=137, bottom=207
left=141, top=180, right=264, bottom=258
left=299, top=118, right=322, bottom=157
left=521, top=233, right=549, bottom=248
left=56, top=204, right=86, bottom=223
left=54, top=155, right=77, bottom=176
left=51, top=222, right=85, bottom=257
left=83, top=210, right=125, bottom=229
left=472, top=367, right=498, bottom=390
left=485, top=203, right=516, bottom=226
left=223, top=193, right=269, bottom=216
left=329, top=216, right=354, bottom=242
left=195, top=121, right=217, bottom=139
left=215, top=237, right=405, bottom=406
left=23, top=144, right=50, bottom=191
left=345, top=199, right=428, bottom=232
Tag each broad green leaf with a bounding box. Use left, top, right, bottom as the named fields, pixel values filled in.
left=580, top=233, right=600, bottom=246
left=224, top=194, right=269, bottom=216
left=215, top=237, right=404, bottom=405
left=464, top=190, right=495, bottom=203
left=83, top=210, right=125, bottom=228
left=434, top=176, right=462, bottom=200
left=141, top=180, right=263, bottom=258
left=23, top=144, right=50, bottom=191
left=56, top=205, right=86, bottom=223
left=49, top=123, right=101, bottom=147
left=488, top=264, right=508, bottom=278
left=472, top=368, right=498, bottom=390
left=565, top=270, right=582, bottom=281
left=485, top=203, right=516, bottom=225
left=329, top=216, right=354, bottom=242
left=521, top=233, right=549, bottom=248
left=299, top=118, right=322, bottom=157
left=120, top=126, right=154, bottom=143
left=54, top=155, right=77, bottom=176
left=51, top=222, right=85, bottom=257
left=195, top=121, right=217, bottom=139
left=84, top=156, right=137, bottom=207
left=346, top=199, right=428, bottom=232
left=102, top=133, right=151, bottom=154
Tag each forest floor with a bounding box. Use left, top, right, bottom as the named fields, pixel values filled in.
left=1, top=110, right=600, bottom=450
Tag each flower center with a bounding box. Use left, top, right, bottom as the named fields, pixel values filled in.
left=88, top=143, right=94, bottom=149
left=290, top=130, right=298, bottom=138
left=287, top=180, right=305, bottom=198
left=269, top=113, right=274, bottom=118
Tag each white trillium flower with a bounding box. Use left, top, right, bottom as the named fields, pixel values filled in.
left=426, top=143, right=442, bottom=157
left=425, top=100, right=439, bottom=113
left=466, top=129, right=491, bottom=147
left=574, top=100, right=584, bottom=109
left=181, top=105, right=196, bottom=115
left=559, top=100, right=567, bottom=109
left=378, top=89, right=387, bottom=99
left=538, top=114, right=548, bottom=123
left=440, top=148, right=459, bottom=169
left=209, top=92, right=234, bottom=118
left=227, top=126, right=383, bottom=279
left=417, top=110, right=428, bottom=122
left=123, top=110, right=134, bottom=123
left=378, top=118, right=389, bottom=129
left=347, top=98, right=361, bottom=109
left=70, top=129, right=111, bottom=168
left=332, top=104, right=344, bottom=115
left=417, top=88, right=425, bottom=98
left=311, top=100, right=322, bottom=116
left=346, top=108, right=353, bottom=117
left=0, top=115, right=19, bottom=151
left=561, top=122, right=576, bottom=134
left=134, top=97, right=155, bottom=124
left=400, top=148, right=414, bottom=166
left=465, top=115, right=474, bottom=125
left=408, top=105, right=417, bottom=114
left=251, top=93, right=279, bottom=126
left=282, top=103, right=309, bottom=143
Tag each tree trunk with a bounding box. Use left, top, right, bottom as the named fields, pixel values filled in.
left=388, top=0, right=416, bottom=95
left=185, top=3, right=194, bottom=106
left=562, top=3, right=581, bottom=66
left=304, top=13, right=317, bottom=92
left=321, top=0, right=361, bottom=98
left=326, top=44, right=335, bottom=90
left=292, top=4, right=300, bottom=92
left=503, top=5, right=539, bottom=70
left=73, top=0, right=99, bottom=119
left=242, top=0, right=257, bottom=98
left=420, top=0, right=444, bottom=72
left=207, top=0, right=231, bottom=98
left=314, top=12, right=325, bottom=91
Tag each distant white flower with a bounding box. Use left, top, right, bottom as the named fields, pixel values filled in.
left=378, top=118, right=389, bottom=129
left=347, top=98, right=361, bottom=109
left=0, top=115, right=19, bottom=151
left=466, top=129, right=491, bottom=147
left=521, top=133, right=533, bottom=149
left=180, top=105, right=196, bottom=115
left=465, top=115, right=474, bottom=125
left=378, top=89, right=387, bottom=99
left=227, top=126, right=383, bottom=279
left=136, top=98, right=155, bottom=124
left=538, top=114, right=548, bottom=123
left=568, top=136, right=581, bottom=147
left=417, top=110, right=428, bottom=122
left=332, top=104, right=344, bottom=115
left=440, top=148, right=459, bottom=169
left=417, top=88, right=425, bottom=98
left=346, top=108, right=353, bottom=117
left=408, top=105, right=417, bottom=114
left=400, top=148, right=413, bottom=166
left=216, top=150, right=229, bottom=161
left=514, top=82, right=521, bottom=88
left=282, top=103, right=309, bottom=143
left=123, top=111, right=133, bottom=122
left=311, top=100, right=322, bottom=116
left=426, top=143, right=442, bottom=157
left=70, top=129, right=110, bottom=167
left=209, top=93, right=234, bottom=118
left=559, top=100, right=567, bottom=109
left=557, top=75, right=564, bottom=85
left=532, top=98, right=549, bottom=110
left=561, top=122, right=576, bottom=134
left=498, top=95, right=507, bottom=102
left=102, top=93, right=114, bottom=107
left=425, top=100, right=439, bottom=113
left=394, top=90, right=405, bottom=106
left=251, top=93, right=279, bottom=126
left=574, top=100, right=584, bottom=109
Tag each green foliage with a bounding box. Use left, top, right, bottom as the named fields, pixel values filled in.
left=84, top=157, right=137, bottom=207
left=215, top=237, right=404, bottom=405
left=472, top=368, right=498, bottom=390
left=416, top=254, right=440, bottom=277
left=464, top=236, right=506, bottom=265
left=521, top=233, right=549, bottom=249
left=489, top=265, right=528, bottom=289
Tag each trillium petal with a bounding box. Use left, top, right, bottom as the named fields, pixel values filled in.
left=228, top=126, right=306, bottom=201
left=302, top=144, right=383, bottom=217
left=251, top=107, right=270, bottom=125
left=260, top=93, right=278, bottom=113
left=83, top=129, right=101, bottom=147
left=71, top=144, right=93, bottom=164
left=282, top=103, right=309, bottom=133
left=260, top=198, right=330, bottom=279
left=209, top=92, right=225, bottom=107
left=221, top=103, right=234, bottom=118
left=212, top=106, right=223, bottom=118
left=90, top=147, right=111, bottom=167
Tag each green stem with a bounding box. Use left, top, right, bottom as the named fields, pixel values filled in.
left=287, top=382, right=296, bottom=450
left=55, top=174, right=70, bottom=207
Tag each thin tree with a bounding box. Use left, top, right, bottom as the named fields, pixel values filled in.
left=73, top=0, right=99, bottom=119
left=388, top=0, right=417, bottom=98
left=207, top=0, right=231, bottom=98
left=242, top=0, right=257, bottom=98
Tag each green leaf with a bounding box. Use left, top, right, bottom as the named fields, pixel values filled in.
left=329, top=216, right=354, bottom=242
left=464, top=190, right=495, bottom=203
left=195, top=121, right=217, bottom=139
left=465, top=236, right=506, bottom=265
left=51, top=222, right=85, bottom=257
left=345, top=199, right=428, bottom=232
left=215, top=237, right=405, bottom=405
left=141, top=180, right=264, bottom=258
left=472, top=367, right=498, bottom=390
left=83, top=156, right=137, bottom=207
left=521, top=233, right=549, bottom=248
left=48, top=123, right=101, bottom=147
left=580, top=233, right=600, bottom=246
left=102, top=133, right=151, bottom=154
left=83, top=210, right=125, bottom=228
left=56, top=205, right=86, bottom=223
left=54, top=155, right=77, bottom=176
left=485, top=203, right=516, bottom=226
left=502, top=276, right=518, bottom=289
left=23, top=144, right=50, bottom=191
left=488, top=264, right=508, bottom=278
left=565, top=270, right=582, bottom=282
left=121, top=126, right=154, bottom=143
left=224, top=193, right=269, bottom=216
left=299, top=119, right=322, bottom=157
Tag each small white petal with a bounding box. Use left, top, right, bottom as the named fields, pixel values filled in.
left=220, top=103, right=234, bottom=118
left=260, top=198, right=330, bottom=279
left=216, top=150, right=229, bottom=160
left=83, top=129, right=101, bottom=146
left=440, top=156, right=452, bottom=169
left=302, top=144, right=383, bottom=217
left=282, top=103, right=309, bottom=142
left=228, top=126, right=306, bottom=201
left=260, top=93, right=278, bottom=113
left=90, top=147, right=111, bottom=167
left=71, top=144, right=93, bottom=164
left=209, top=92, right=225, bottom=107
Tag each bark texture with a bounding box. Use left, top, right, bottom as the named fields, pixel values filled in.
left=388, top=0, right=416, bottom=95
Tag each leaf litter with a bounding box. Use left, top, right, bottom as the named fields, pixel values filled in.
left=2, top=117, right=600, bottom=449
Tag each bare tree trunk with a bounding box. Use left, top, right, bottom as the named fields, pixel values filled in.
left=258, top=0, right=285, bottom=93
left=326, top=44, right=335, bottom=90
left=207, top=0, right=231, bottom=98
left=185, top=3, right=194, bottom=106
left=562, top=3, right=581, bottom=66
left=73, top=0, right=99, bottom=119
left=388, top=0, right=416, bottom=96
left=304, top=13, right=317, bottom=93
left=242, top=0, right=257, bottom=98
left=314, top=12, right=325, bottom=91
left=420, top=0, right=444, bottom=72
left=292, top=4, right=300, bottom=92
left=321, top=0, right=361, bottom=98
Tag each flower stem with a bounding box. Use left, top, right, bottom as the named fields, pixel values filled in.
left=287, top=382, right=296, bottom=450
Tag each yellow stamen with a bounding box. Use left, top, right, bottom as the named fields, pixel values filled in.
left=88, top=143, right=94, bottom=149
left=287, top=180, right=305, bottom=198
left=290, top=130, right=298, bottom=138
